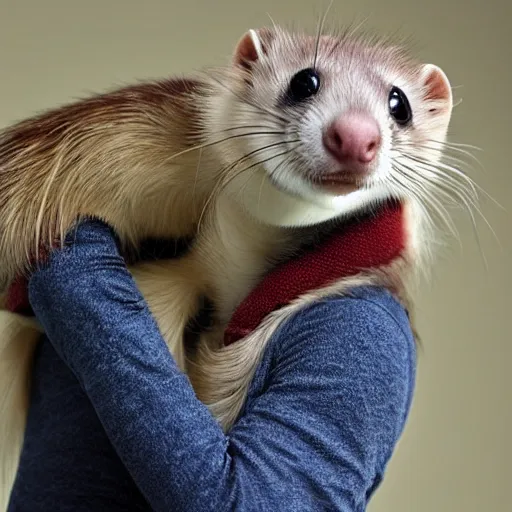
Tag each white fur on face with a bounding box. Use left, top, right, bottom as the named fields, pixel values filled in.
left=206, top=28, right=453, bottom=228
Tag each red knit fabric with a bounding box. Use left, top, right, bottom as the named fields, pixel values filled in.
left=5, top=201, right=406, bottom=346
left=6, top=245, right=51, bottom=316
left=5, top=274, right=32, bottom=316
left=224, top=200, right=406, bottom=345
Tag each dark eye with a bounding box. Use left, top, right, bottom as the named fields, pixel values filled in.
left=287, top=68, right=320, bottom=103
left=389, top=86, right=412, bottom=126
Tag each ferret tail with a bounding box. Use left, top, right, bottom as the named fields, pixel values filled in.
left=0, top=311, right=41, bottom=511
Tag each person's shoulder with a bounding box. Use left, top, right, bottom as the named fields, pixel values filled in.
left=258, top=285, right=417, bottom=448
left=273, top=285, right=414, bottom=355
left=266, top=285, right=416, bottom=401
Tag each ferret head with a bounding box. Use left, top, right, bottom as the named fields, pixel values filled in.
left=206, top=26, right=454, bottom=227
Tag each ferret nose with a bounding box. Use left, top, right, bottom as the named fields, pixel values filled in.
left=323, top=112, right=381, bottom=165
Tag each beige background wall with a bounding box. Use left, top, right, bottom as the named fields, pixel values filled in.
left=1, top=1, right=509, bottom=510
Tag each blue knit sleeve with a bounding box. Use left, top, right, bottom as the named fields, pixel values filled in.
left=27, top=219, right=416, bottom=512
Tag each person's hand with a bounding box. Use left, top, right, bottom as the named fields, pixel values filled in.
left=28, top=218, right=148, bottom=368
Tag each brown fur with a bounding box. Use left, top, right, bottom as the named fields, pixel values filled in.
left=0, top=78, right=211, bottom=290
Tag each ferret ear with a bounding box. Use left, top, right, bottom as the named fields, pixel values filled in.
left=420, top=64, right=453, bottom=111
left=233, top=28, right=274, bottom=69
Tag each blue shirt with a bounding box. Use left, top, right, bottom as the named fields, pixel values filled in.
left=8, top=219, right=416, bottom=511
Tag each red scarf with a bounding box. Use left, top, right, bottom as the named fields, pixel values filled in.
left=5, top=201, right=406, bottom=345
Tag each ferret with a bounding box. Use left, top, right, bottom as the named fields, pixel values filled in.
left=0, top=25, right=471, bottom=507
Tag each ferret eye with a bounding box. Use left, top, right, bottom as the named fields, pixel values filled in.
left=287, top=68, right=320, bottom=102
left=389, top=86, right=412, bottom=125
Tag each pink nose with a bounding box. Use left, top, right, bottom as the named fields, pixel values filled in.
left=323, top=112, right=381, bottom=165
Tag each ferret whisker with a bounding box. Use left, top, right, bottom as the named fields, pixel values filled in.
left=451, top=97, right=463, bottom=109
left=398, top=169, right=459, bottom=229
left=312, top=0, right=334, bottom=69
left=388, top=173, right=429, bottom=221
left=237, top=157, right=287, bottom=220
left=425, top=173, right=490, bottom=266
left=424, top=139, right=485, bottom=167
left=395, top=158, right=477, bottom=212
left=437, top=154, right=482, bottom=177
left=429, top=139, right=483, bottom=152
left=196, top=141, right=299, bottom=230
left=343, top=15, right=372, bottom=42
left=398, top=138, right=482, bottom=162
left=393, top=164, right=460, bottom=241
left=161, top=130, right=287, bottom=164
left=204, top=71, right=290, bottom=126
left=256, top=155, right=294, bottom=216
left=229, top=105, right=288, bottom=128
left=407, top=165, right=474, bottom=212
left=265, top=12, right=279, bottom=31
left=387, top=173, right=441, bottom=250
left=395, top=159, right=498, bottom=263
left=269, top=151, right=303, bottom=186
left=429, top=172, right=481, bottom=211
left=407, top=141, right=485, bottom=172
left=220, top=143, right=300, bottom=199
left=192, top=147, right=203, bottom=217
left=399, top=151, right=479, bottom=198
left=197, top=148, right=296, bottom=231
left=227, top=148, right=298, bottom=202
left=256, top=170, right=267, bottom=218
left=402, top=151, right=503, bottom=211
left=397, top=143, right=475, bottom=170
left=440, top=169, right=503, bottom=211
left=410, top=187, right=463, bottom=250
left=429, top=174, right=501, bottom=250
left=396, top=148, right=479, bottom=200
left=211, top=124, right=284, bottom=135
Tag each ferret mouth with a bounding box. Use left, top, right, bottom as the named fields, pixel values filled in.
left=314, top=172, right=364, bottom=195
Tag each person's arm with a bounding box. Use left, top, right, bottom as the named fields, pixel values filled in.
left=28, top=219, right=416, bottom=512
